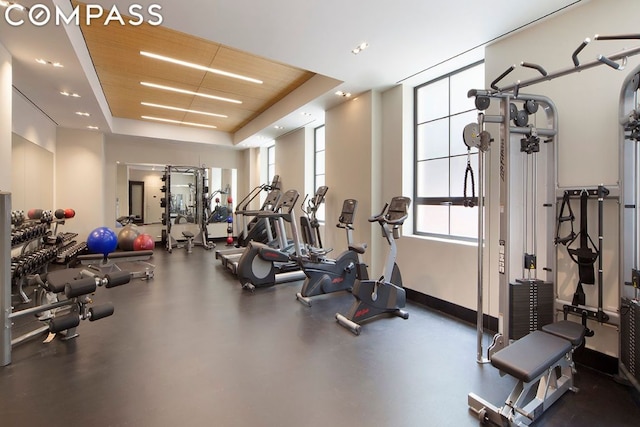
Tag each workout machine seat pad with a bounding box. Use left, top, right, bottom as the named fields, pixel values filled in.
left=542, top=320, right=587, bottom=347
left=46, top=268, right=83, bottom=293
left=491, top=330, right=572, bottom=383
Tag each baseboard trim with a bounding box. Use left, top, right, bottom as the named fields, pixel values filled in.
left=406, top=287, right=619, bottom=375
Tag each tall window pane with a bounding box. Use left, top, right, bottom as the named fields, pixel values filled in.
left=414, top=61, right=484, bottom=241
left=314, top=125, right=326, bottom=222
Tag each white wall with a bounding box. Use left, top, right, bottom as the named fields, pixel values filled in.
left=275, top=128, right=305, bottom=197
left=55, top=128, right=106, bottom=240
left=0, top=43, right=11, bottom=191
left=325, top=91, right=382, bottom=268
left=12, top=90, right=56, bottom=154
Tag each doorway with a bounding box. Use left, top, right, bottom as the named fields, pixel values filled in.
left=129, top=180, right=145, bottom=224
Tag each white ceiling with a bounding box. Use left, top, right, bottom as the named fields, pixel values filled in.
left=0, top=0, right=586, bottom=148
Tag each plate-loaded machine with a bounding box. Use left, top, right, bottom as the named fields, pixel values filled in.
left=336, top=196, right=411, bottom=335
left=467, top=34, right=640, bottom=426
left=236, top=189, right=307, bottom=291
left=619, top=64, right=640, bottom=393
left=296, top=198, right=366, bottom=307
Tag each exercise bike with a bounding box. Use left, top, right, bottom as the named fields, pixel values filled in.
left=336, top=196, right=411, bottom=335
left=296, top=199, right=368, bottom=307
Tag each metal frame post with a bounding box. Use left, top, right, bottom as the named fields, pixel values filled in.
left=1, top=192, right=12, bottom=366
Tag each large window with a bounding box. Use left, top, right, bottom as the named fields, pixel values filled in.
left=414, top=62, right=484, bottom=241
left=314, top=125, right=326, bottom=222
left=267, top=144, right=276, bottom=184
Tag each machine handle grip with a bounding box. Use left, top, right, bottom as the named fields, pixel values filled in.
left=368, top=203, right=389, bottom=222
left=105, top=272, right=131, bottom=288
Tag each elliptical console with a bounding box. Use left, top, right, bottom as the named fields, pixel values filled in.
left=336, top=196, right=411, bottom=335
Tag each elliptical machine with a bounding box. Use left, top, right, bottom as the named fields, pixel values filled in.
left=296, top=199, right=368, bottom=307
left=236, top=189, right=306, bottom=291
left=336, top=196, right=411, bottom=335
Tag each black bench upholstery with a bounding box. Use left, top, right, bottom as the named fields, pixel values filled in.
left=542, top=320, right=586, bottom=346
left=491, top=330, right=572, bottom=383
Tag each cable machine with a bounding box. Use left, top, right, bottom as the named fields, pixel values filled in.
left=469, top=34, right=640, bottom=363
left=619, top=64, right=640, bottom=392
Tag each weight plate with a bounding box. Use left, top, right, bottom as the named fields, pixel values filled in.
left=631, top=73, right=640, bottom=92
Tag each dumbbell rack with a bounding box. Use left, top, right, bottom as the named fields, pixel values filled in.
left=10, top=215, right=56, bottom=303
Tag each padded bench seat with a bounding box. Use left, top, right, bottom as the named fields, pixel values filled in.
left=542, top=320, right=586, bottom=347
left=491, top=330, right=572, bottom=383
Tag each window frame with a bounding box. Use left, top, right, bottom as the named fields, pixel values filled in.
left=413, top=60, right=484, bottom=243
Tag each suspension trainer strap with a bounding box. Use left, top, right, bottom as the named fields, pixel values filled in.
left=567, top=191, right=599, bottom=306
left=555, top=191, right=576, bottom=245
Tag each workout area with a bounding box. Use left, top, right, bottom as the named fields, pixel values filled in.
left=2, top=1, right=640, bottom=426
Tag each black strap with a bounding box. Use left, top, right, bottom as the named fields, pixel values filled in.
left=555, top=191, right=575, bottom=245
left=463, top=153, right=475, bottom=208
left=567, top=191, right=598, bottom=284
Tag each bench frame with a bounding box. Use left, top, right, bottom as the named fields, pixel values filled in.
left=468, top=322, right=584, bottom=426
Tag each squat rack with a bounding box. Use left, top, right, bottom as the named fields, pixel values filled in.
left=469, top=34, right=640, bottom=363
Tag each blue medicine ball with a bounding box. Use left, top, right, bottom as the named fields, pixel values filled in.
left=87, top=227, right=118, bottom=256
left=227, top=216, right=233, bottom=223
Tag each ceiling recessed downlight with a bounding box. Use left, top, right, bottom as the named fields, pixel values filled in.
left=335, top=91, right=352, bottom=97
left=140, top=82, right=242, bottom=104
left=351, top=42, right=369, bottom=55
left=141, top=115, right=218, bottom=129
left=140, top=51, right=263, bottom=84
left=75, top=111, right=90, bottom=117
left=141, top=102, right=228, bottom=118
left=60, top=91, right=81, bottom=98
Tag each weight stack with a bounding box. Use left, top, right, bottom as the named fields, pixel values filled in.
left=621, top=298, right=640, bottom=385
left=509, top=280, right=554, bottom=340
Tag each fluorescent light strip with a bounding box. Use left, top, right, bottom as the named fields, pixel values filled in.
left=141, top=102, right=228, bottom=118
left=141, top=115, right=217, bottom=129
left=140, top=82, right=242, bottom=104
left=140, top=51, right=263, bottom=85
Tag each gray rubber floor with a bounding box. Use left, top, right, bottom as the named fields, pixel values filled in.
left=1, top=247, right=639, bottom=426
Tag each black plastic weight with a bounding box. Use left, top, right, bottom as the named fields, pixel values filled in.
left=524, top=99, right=538, bottom=114
left=509, top=103, right=518, bottom=120
left=475, top=96, right=490, bottom=110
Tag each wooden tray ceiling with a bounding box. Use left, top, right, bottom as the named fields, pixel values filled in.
left=77, top=4, right=315, bottom=133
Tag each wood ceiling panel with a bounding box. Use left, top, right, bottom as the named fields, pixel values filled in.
left=76, top=2, right=316, bottom=134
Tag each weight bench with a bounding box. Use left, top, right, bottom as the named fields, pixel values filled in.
left=77, top=250, right=155, bottom=280
left=468, top=320, right=586, bottom=426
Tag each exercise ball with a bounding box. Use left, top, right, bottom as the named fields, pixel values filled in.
left=226, top=236, right=234, bottom=245
left=133, top=233, right=155, bottom=251
left=118, top=225, right=140, bottom=251
left=27, top=209, right=43, bottom=219
left=227, top=196, right=233, bottom=204
left=87, top=227, right=118, bottom=256
left=54, top=209, right=65, bottom=219
left=64, top=208, right=76, bottom=218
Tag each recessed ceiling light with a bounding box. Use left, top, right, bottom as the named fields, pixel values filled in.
left=141, top=115, right=218, bottom=129
left=36, top=58, right=63, bottom=67
left=300, top=112, right=312, bottom=117
left=87, top=126, right=99, bottom=130
left=141, top=102, right=228, bottom=118
left=140, top=82, right=242, bottom=104
left=274, top=125, right=284, bottom=130
left=75, top=111, right=90, bottom=117
left=140, top=51, right=263, bottom=85
left=351, top=42, right=369, bottom=55
left=335, top=91, right=352, bottom=98
left=60, top=91, right=81, bottom=98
